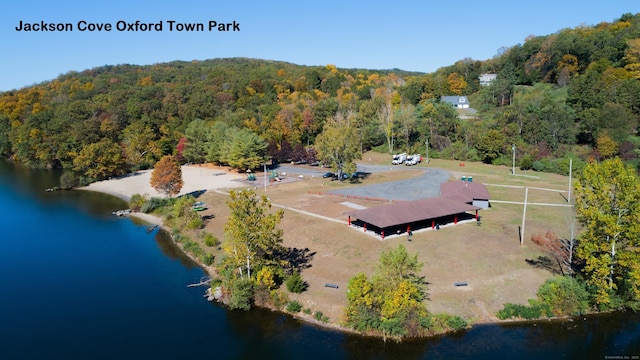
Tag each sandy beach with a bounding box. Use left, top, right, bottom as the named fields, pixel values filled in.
left=81, top=164, right=247, bottom=201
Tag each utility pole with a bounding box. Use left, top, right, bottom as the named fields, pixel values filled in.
left=425, top=136, right=429, bottom=164
left=568, top=159, right=572, bottom=203
left=521, top=186, right=529, bottom=246
left=512, top=144, right=516, bottom=175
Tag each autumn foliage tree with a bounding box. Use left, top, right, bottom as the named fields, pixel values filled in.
left=344, top=245, right=460, bottom=340
left=222, top=189, right=285, bottom=280
left=315, top=112, right=361, bottom=180
left=531, top=230, right=576, bottom=275
left=72, top=138, right=124, bottom=181
left=150, top=155, right=183, bottom=196
left=574, top=158, right=640, bottom=310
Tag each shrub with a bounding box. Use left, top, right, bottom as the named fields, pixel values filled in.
left=141, top=197, right=170, bottom=213
left=313, top=311, right=324, bottom=321
left=228, top=278, right=254, bottom=311
left=270, top=290, right=289, bottom=309
left=204, top=234, right=220, bottom=247
left=420, top=314, right=467, bottom=334
left=346, top=304, right=381, bottom=332
left=422, top=314, right=447, bottom=333
left=78, top=176, right=96, bottom=186
left=497, top=303, right=529, bottom=320
left=519, top=154, right=534, bottom=170
left=380, top=317, right=406, bottom=337
left=129, top=193, right=149, bottom=211
left=59, top=171, right=79, bottom=189
left=285, top=271, right=306, bottom=293
left=491, top=155, right=511, bottom=167
left=445, top=315, right=468, bottom=331
left=286, top=300, right=302, bottom=313
left=182, top=239, right=204, bottom=258
left=302, top=308, right=312, bottom=315
left=201, top=253, right=215, bottom=266
left=186, top=217, right=204, bottom=230
left=256, top=267, right=278, bottom=290
left=532, top=160, right=545, bottom=172
left=537, top=276, right=590, bottom=316
left=496, top=301, right=550, bottom=320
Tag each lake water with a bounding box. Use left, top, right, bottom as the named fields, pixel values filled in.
left=1, top=160, right=639, bottom=359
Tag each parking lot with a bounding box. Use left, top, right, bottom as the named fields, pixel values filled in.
left=274, top=164, right=450, bottom=201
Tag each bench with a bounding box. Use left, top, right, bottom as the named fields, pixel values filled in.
left=325, top=283, right=339, bottom=289
left=454, top=281, right=468, bottom=287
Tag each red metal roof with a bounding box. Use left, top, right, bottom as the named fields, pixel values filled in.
left=349, top=197, right=480, bottom=229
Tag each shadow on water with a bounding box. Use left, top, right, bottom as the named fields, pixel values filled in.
left=152, top=229, right=202, bottom=270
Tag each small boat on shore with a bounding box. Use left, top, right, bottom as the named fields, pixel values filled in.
left=191, top=202, right=208, bottom=211
left=112, top=209, right=131, bottom=216
left=146, top=224, right=159, bottom=233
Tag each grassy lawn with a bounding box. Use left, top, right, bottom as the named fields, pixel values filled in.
left=191, top=152, right=575, bottom=324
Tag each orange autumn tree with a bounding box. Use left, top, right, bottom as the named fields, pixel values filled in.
left=150, top=155, right=183, bottom=196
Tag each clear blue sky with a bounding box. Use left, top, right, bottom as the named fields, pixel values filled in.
left=1, top=0, right=638, bottom=92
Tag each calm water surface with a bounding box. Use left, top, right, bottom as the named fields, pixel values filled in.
left=0, top=160, right=639, bottom=359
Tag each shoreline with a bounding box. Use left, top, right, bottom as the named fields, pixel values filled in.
left=76, top=167, right=587, bottom=339
left=79, top=179, right=378, bottom=335
left=127, top=207, right=220, bottom=278
left=81, top=184, right=490, bottom=339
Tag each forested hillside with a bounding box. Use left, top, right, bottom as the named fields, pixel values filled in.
left=1, top=13, right=639, bottom=184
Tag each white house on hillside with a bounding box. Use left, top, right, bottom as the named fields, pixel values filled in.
left=479, top=73, right=497, bottom=86
left=441, top=96, right=470, bottom=109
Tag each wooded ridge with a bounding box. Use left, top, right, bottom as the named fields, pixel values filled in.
left=1, top=13, right=638, bottom=184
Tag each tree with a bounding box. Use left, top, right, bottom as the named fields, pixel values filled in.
left=206, top=121, right=232, bottom=164
left=574, top=158, right=640, bottom=309
left=531, top=230, right=576, bottom=276
left=183, top=118, right=210, bottom=163
left=373, top=244, right=425, bottom=294
left=150, top=155, right=183, bottom=196
left=623, top=38, right=640, bottom=79
left=377, top=101, right=396, bottom=153
left=446, top=72, right=468, bottom=95
left=222, top=189, right=285, bottom=280
left=344, top=244, right=430, bottom=338
left=315, top=112, right=361, bottom=180
left=122, top=122, right=158, bottom=167
left=224, top=128, right=268, bottom=171
left=596, top=133, right=619, bottom=159
left=395, top=104, right=417, bottom=150
left=475, top=129, right=505, bottom=163
left=72, top=138, right=124, bottom=180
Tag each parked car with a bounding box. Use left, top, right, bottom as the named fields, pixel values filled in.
left=322, top=172, right=336, bottom=178
left=341, top=172, right=359, bottom=180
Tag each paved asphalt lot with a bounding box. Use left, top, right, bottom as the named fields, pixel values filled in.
left=274, top=164, right=450, bottom=201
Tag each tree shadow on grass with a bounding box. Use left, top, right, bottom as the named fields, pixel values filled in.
left=525, top=256, right=563, bottom=275
left=281, top=247, right=316, bottom=273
